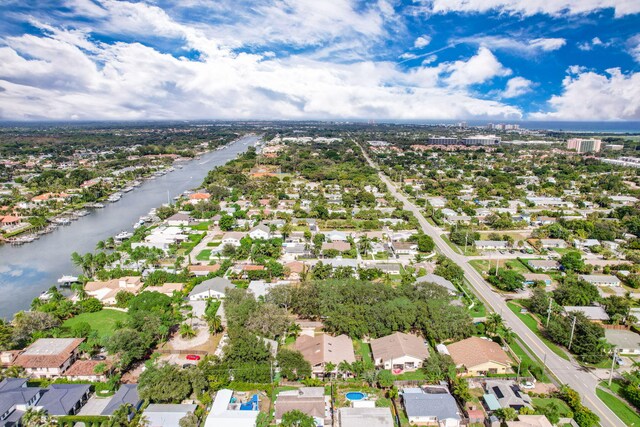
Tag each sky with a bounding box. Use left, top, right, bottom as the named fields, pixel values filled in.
left=0, top=0, right=639, bottom=122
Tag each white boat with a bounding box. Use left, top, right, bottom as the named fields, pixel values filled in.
left=133, top=220, right=145, bottom=229
left=115, top=231, right=133, bottom=241
left=53, top=218, right=71, bottom=225
left=122, top=186, right=134, bottom=193
left=75, top=210, right=89, bottom=217
left=108, top=192, right=122, bottom=202
left=57, top=275, right=79, bottom=284
left=90, top=202, right=105, bottom=208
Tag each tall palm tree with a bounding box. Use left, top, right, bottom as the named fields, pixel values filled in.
left=179, top=323, right=197, bottom=339
left=338, top=361, right=353, bottom=378
left=206, top=314, right=223, bottom=334
left=71, top=251, right=90, bottom=276
left=22, top=408, right=50, bottom=427
left=95, top=240, right=106, bottom=251
left=485, top=313, right=504, bottom=336
left=358, top=236, right=372, bottom=256
left=71, top=283, right=88, bottom=301
left=287, top=322, right=302, bottom=340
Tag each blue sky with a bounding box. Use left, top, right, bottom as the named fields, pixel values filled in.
left=0, top=0, right=639, bottom=121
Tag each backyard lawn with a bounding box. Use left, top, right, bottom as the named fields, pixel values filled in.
left=196, top=249, right=212, bottom=261
left=532, top=397, right=573, bottom=417
left=596, top=388, right=640, bottom=426
left=354, top=339, right=373, bottom=364
left=63, top=309, right=128, bottom=338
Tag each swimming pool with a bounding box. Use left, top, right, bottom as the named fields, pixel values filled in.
left=345, top=392, right=366, bottom=401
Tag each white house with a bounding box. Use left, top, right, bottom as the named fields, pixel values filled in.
left=221, top=232, right=245, bottom=247
left=249, top=224, right=271, bottom=240
left=474, top=240, right=508, bottom=250
left=370, top=332, right=429, bottom=373
left=579, top=274, right=621, bottom=287
left=188, top=277, right=233, bottom=300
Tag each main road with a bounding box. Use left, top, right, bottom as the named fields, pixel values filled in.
left=359, top=146, right=621, bottom=427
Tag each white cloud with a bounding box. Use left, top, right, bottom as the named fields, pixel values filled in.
left=578, top=36, right=607, bottom=51
left=0, top=30, right=522, bottom=121
left=422, top=54, right=437, bottom=65
left=426, top=0, right=640, bottom=17
left=628, top=34, right=640, bottom=63
left=399, top=52, right=418, bottom=60
left=414, top=35, right=431, bottom=48
left=458, top=36, right=565, bottom=54
left=501, top=77, right=533, bottom=98
left=531, top=68, right=640, bottom=120
left=443, top=47, right=511, bottom=87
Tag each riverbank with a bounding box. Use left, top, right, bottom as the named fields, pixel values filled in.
left=0, top=134, right=259, bottom=319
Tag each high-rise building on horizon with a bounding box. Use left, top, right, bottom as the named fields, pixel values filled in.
left=567, top=138, right=602, bottom=153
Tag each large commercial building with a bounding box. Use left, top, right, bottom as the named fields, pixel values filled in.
left=428, top=136, right=459, bottom=145
left=462, top=135, right=501, bottom=146
left=566, top=138, right=602, bottom=153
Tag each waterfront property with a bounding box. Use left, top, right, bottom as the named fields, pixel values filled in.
left=13, top=338, right=83, bottom=378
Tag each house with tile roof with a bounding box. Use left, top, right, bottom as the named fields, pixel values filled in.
left=294, top=334, right=356, bottom=378
left=370, top=332, right=429, bottom=373
left=446, top=337, right=512, bottom=377
left=85, top=277, right=143, bottom=305
left=13, top=338, right=84, bottom=378
left=274, top=387, right=328, bottom=426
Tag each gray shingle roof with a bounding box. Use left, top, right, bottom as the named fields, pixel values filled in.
left=402, top=390, right=460, bottom=420
left=189, top=277, right=233, bottom=297
left=101, top=384, right=141, bottom=415
left=38, top=384, right=90, bottom=415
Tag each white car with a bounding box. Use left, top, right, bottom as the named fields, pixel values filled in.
left=521, top=381, right=535, bottom=389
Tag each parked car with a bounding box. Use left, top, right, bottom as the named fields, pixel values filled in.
left=182, top=363, right=196, bottom=369
left=186, top=354, right=201, bottom=361
left=615, top=356, right=625, bottom=366
left=91, top=355, right=106, bottom=361
left=521, top=381, right=535, bottom=389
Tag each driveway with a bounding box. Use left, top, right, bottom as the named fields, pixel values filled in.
left=78, top=395, right=111, bottom=416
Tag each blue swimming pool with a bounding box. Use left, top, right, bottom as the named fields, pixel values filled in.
left=345, top=392, right=366, bottom=401
left=240, top=394, right=259, bottom=410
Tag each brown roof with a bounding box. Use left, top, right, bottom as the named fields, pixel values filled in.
left=189, top=264, right=220, bottom=272
left=65, top=359, right=111, bottom=377
left=144, top=282, right=184, bottom=295
left=370, top=332, right=429, bottom=362
left=14, top=338, right=84, bottom=369
left=275, top=396, right=325, bottom=420
left=294, top=334, right=356, bottom=367
left=243, top=265, right=265, bottom=271
left=285, top=261, right=306, bottom=274
left=321, top=241, right=351, bottom=252
left=446, top=337, right=511, bottom=369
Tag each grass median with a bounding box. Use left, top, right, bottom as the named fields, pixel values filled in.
left=596, top=387, right=640, bottom=426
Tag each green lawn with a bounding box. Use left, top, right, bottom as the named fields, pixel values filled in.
left=507, top=302, right=570, bottom=361
left=469, top=259, right=492, bottom=275
left=509, top=339, right=550, bottom=383
left=207, top=241, right=221, bottom=247
left=196, top=249, right=212, bottom=261
left=63, top=309, right=128, bottom=338
left=440, top=234, right=462, bottom=254
left=354, top=340, right=373, bottom=364
left=190, top=221, right=211, bottom=231
left=532, top=397, right=573, bottom=417
left=596, top=388, right=640, bottom=426
left=389, top=369, right=427, bottom=380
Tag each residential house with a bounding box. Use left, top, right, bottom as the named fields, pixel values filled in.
left=338, top=407, right=394, bottom=427
left=605, top=329, right=640, bottom=355
left=390, top=241, right=418, bottom=257
left=101, top=384, right=142, bottom=418
left=284, top=261, right=307, bottom=281
left=564, top=306, right=610, bottom=323
left=522, top=274, right=552, bottom=287
left=142, top=404, right=198, bottom=427
left=131, top=226, right=188, bottom=251
left=188, top=277, right=233, bottom=300
left=294, top=334, right=356, bottom=378
left=0, top=378, right=91, bottom=425
left=475, top=241, right=509, bottom=250
left=165, top=213, right=193, bottom=227
left=249, top=224, right=271, bottom=240
left=325, top=230, right=349, bottom=242
left=321, top=241, right=351, bottom=253
left=446, top=337, right=512, bottom=377
left=483, top=380, right=532, bottom=411
left=370, top=332, right=429, bottom=373
left=579, top=274, right=621, bottom=287
left=221, top=232, right=245, bottom=247
left=203, top=389, right=259, bottom=427
left=401, top=386, right=462, bottom=427
left=188, top=193, right=211, bottom=204
left=527, top=260, right=560, bottom=272
left=144, top=282, right=184, bottom=297
left=64, top=360, right=112, bottom=382
left=539, top=239, right=567, bottom=249
left=188, top=264, right=221, bottom=277
left=507, top=415, right=553, bottom=427
left=85, top=277, right=143, bottom=306
left=14, top=338, right=83, bottom=378
left=274, top=387, right=328, bottom=426
left=369, top=263, right=402, bottom=275
left=416, top=274, right=458, bottom=295
left=534, top=217, right=557, bottom=226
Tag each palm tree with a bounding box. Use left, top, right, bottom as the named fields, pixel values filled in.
left=71, top=251, right=90, bottom=276
left=358, top=236, right=371, bottom=256
left=485, top=313, right=504, bottom=336
left=71, top=283, right=88, bottom=301
left=179, top=323, right=197, bottom=339
left=337, top=361, right=353, bottom=378
left=206, top=314, right=223, bottom=334
left=287, top=323, right=302, bottom=340
left=22, top=408, right=50, bottom=427
left=95, top=240, right=106, bottom=251
left=324, top=362, right=336, bottom=379
left=501, top=327, right=515, bottom=344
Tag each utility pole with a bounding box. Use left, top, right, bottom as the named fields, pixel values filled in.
left=464, top=232, right=468, bottom=254
left=568, top=316, right=577, bottom=351
left=546, top=297, right=553, bottom=327
left=609, top=348, right=617, bottom=387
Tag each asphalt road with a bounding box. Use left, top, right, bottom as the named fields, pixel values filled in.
left=360, top=147, right=622, bottom=427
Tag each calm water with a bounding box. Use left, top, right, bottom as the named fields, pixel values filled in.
left=0, top=134, right=258, bottom=319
